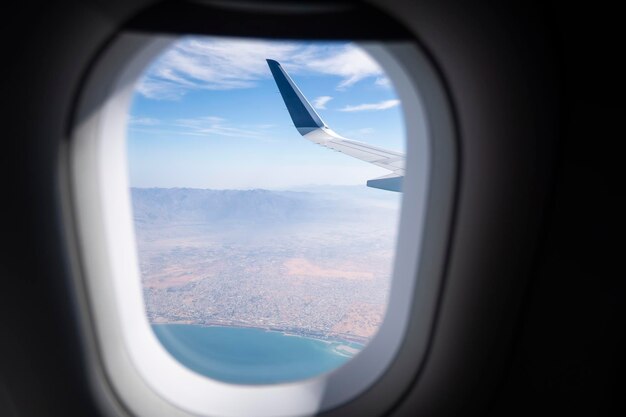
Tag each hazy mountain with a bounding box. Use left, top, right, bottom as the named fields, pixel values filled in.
left=131, top=187, right=397, bottom=227
left=132, top=186, right=401, bottom=340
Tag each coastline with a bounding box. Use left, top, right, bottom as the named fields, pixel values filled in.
left=151, top=322, right=367, bottom=383
left=151, top=321, right=366, bottom=354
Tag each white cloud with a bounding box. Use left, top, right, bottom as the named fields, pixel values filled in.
left=375, top=76, right=391, bottom=88
left=353, top=128, right=375, bottom=135
left=129, top=115, right=273, bottom=140
left=137, top=37, right=385, bottom=99
left=339, top=99, right=400, bottom=112
left=312, top=96, right=333, bottom=109
left=343, top=127, right=375, bottom=138
left=173, top=116, right=265, bottom=138
left=129, top=116, right=161, bottom=126
left=305, top=45, right=382, bottom=89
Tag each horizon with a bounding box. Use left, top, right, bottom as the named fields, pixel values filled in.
left=128, top=183, right=386, bottom=190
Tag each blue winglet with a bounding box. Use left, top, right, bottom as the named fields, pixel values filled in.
left=266, top=59, right=326, bottom=131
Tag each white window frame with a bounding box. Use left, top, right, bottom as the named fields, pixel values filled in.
left=68, top=33, right=456, bottom=417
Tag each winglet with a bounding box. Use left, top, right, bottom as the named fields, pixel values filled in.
left=266, top=59, right=327, bottom=134
left=267, top=59, right=404, bottom=193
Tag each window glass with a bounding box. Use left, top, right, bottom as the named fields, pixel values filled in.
left=127, top=35, right=405, bottom=384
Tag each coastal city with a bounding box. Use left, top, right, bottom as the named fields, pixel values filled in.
left=133, top=187, right=400, bottom=345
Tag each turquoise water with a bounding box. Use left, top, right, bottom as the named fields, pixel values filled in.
left=152, top=324, right=363, bottom=384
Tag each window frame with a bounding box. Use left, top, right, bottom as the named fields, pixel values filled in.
left=68, top=32, right=456, bottom=417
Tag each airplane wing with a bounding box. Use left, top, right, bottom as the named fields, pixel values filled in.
left=266, top=59, right=405, bottom=192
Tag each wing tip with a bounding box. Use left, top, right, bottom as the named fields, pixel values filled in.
left=367, top=175, right=404, bottom=192
left=266, top=58, right=326, bottom=131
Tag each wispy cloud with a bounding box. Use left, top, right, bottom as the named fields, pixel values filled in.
left=339, top=99, right=400, bottom=112
left=349, top=128, right=375, bottom=136
left=129, top=116, right=161, bottom=126
left=312, top=96, right=333, bottom=109
left=343, top=127, right=375, bottom=139
left=306, top=45, right=382, bottom=90
left=173, top=116, right=269, bottom=138
left=374, top=77, right=391, bottom=88
left=130, top=115, right=272, bottom=140
left=137, top=38, right=384, bottom=99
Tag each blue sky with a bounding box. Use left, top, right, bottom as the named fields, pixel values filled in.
left=127, top=36, right=405, bottom=189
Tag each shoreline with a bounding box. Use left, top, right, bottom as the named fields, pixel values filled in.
left=151, top=321, right=366, bottom=350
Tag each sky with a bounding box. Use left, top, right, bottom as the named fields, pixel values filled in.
left=127, top=36, right=405, bottom=189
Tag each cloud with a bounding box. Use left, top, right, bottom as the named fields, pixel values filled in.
left=312, top=96, right=333, bottom=109
left=137, top=37, right=384, bottom=99
left=138, top=39, right=292, bottom=99
left=305, top=45, right=382, bottom=89
left=343, top=127, right=375, bottom=138
left=129, top=116, right=161, bottom=126
left=339, top=99, right=400, bottom=112
left=374, top=77, right=391, bottom=88
left=353, top=128, right=375, bottom=135
left=129, top=115, right=272, bottom=140
left=173, top=116, right=265, bottom=138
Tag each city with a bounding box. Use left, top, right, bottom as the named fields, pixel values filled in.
left=133, top=187, right=400, bottom=345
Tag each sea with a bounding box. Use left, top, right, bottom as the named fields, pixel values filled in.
left=152, top=324, right=364, bottom=384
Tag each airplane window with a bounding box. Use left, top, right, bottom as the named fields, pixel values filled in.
left=70, top=25, right=450, bottom=416
left=127, top=35, right=405, bottom=384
